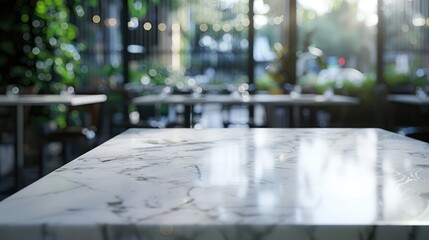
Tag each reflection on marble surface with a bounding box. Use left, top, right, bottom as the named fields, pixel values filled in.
left=1, top=128, right=429, bottom=240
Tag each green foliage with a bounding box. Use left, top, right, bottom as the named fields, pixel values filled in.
left=384, top=72, right=410, bottom=87
left=415, top=76, right=428, bottom=87
left=300, top=73, right=376, bottom=104
left=0, top=0, right=101, bottom=91
left=383, top=64, right=411, bottom=87
left=73, top=0, right=98, bottom=7
left=129, top=61, right=170, bottom=86
left=337, top=76, right=376, bottom=104
left=31, top=0, right=81, bottom=91
left=266, top=43, right=299, bottom=90
left=0, top=0, right=94, bottom=128
left=255, top=74, right=278, bottom=91
left=128, top=0, right=148, bottom=18
left=128, top=0, right=166, bottom=18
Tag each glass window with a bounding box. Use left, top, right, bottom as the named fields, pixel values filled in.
left=253, top=0, right=287, bottom=93
left=74, top=0, right=428, bottom=96
left=296, top=0, right=377, bottom=94
left=125, top=0, right=250, bottom=90
left=75, top=0, right=123, bottom=90
left=383, top=0, right=429, bottom=92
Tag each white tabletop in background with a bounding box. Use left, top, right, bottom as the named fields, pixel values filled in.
left=388, top=94, right=429, bottom=105
left=0, top=94, right=107, bottom=106
left=133, top=93, right=359, bottom=106
left=0, top=93, right=107, bottom=190
left=0, top=128, right=428, bottom=240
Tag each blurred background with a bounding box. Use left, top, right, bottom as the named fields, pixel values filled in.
left=0, top=0, right=428, bottom=191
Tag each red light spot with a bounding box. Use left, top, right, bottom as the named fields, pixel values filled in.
left=338, top=57, right=346, bottom=66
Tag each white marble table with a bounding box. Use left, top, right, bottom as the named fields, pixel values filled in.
left=133, top=94, right=359, bottom=127
left=0, top=128, right=429, bottom=240
left=0, top=94, right=107, bottom=189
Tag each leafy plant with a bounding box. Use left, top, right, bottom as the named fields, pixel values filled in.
left=30, top=0, right=82, bottom=91
left=128, top=0, right=160, bottom=18
left=255, top=74, right=278, bottom=91
left=266, top=44, right=289, bottom=90
left=338, top=75, right=376, bottom=104
left=383, top=64, right=411, bottom=88
left=129, top=61, right=170, bottom=86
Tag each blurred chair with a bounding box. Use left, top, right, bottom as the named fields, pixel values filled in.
left=397, top=126, right=429, bottom=143
left=39, top=103, right=103, bottom=177
left=0, top=106, right=18, bottom=193
left=0, top=124, right=15, bottom=186
left=108, top=84, right=158, bottom=136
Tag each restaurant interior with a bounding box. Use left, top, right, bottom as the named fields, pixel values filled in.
left=0, top=0, right=428, bottom=200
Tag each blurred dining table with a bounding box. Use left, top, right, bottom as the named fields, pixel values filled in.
left=132, top=93, right=360, bottom=127
left=0, top=128, right=429, bottom=240
left=0, top=94, right=107, bottom=189
left=387, top=94, right=429, bottom=106
left=387, top=93, right=429, bottom=141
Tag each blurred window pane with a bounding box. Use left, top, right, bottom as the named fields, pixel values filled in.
left=296, top=0, right=377, bottom=92
left=126, top=0, right=250, bottom=88
left=383, top=0, right=429, bottom=91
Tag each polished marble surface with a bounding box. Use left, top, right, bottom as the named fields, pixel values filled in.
left=1, top=128, right=429, bottom=240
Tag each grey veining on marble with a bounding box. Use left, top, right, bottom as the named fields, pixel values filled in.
left=1, top=128, right=429, bottom=240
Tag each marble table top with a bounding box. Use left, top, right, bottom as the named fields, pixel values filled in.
left=1, top=128, right=429, bottom=240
